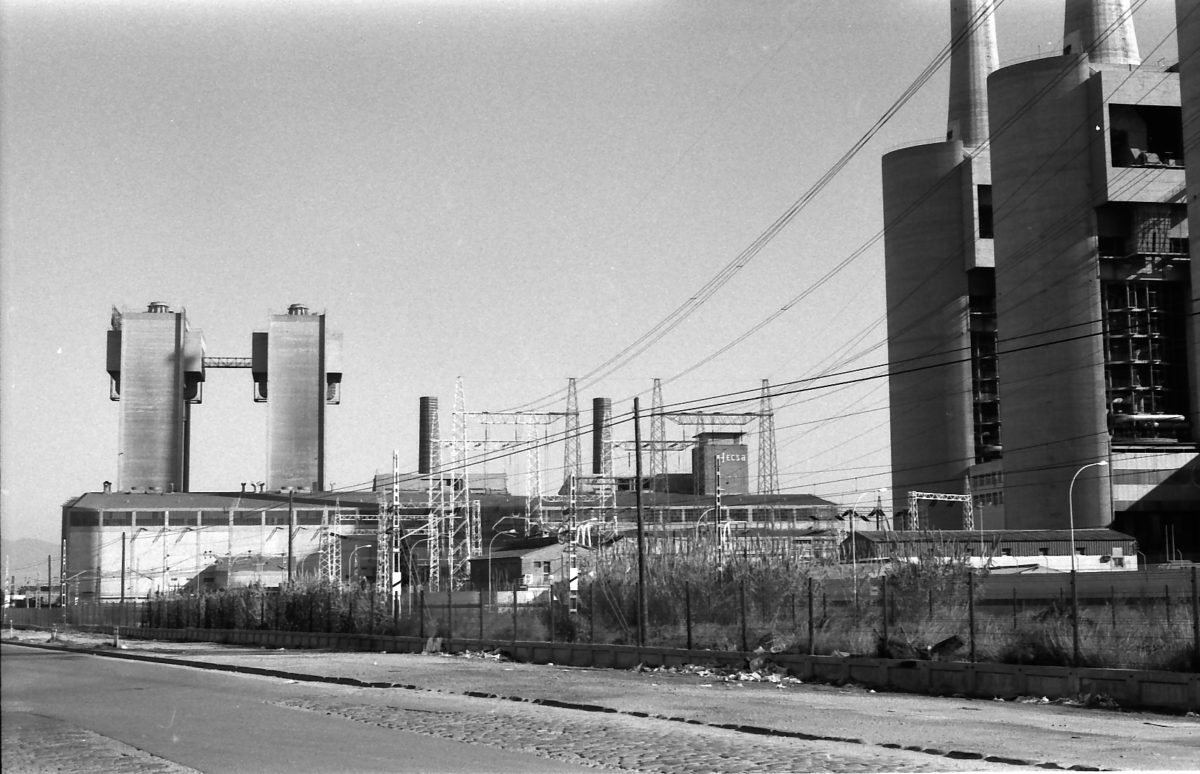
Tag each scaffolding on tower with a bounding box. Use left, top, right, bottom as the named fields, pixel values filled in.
left=425, top=402, right=446, bottom=591
left=318, top=499, right=343, bottom=584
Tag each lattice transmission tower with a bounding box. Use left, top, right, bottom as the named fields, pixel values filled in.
left=650, top=379, right=666, bottom=490
left=757, top=379, right=779, bottom=496
left=564, top=378, right=581, bottom=482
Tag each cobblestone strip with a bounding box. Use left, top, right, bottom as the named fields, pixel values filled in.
left=276, top=693, right=979, bottom=774
left=1, top=712, right=201, bottom=774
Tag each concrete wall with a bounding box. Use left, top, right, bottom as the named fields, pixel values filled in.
left=1179, top=0, right=1200, bottom=446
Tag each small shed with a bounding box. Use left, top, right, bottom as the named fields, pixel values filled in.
left=469, top=541, right=590, bottom=592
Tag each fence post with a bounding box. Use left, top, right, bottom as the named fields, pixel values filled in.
left=880, top=574, right=888, bottom=652
left=418, top=589, right=425, bottom=640
left=1191, top=567, right=1199, bottom=672
left=589, top=582, right=595, bottom=643
left=447, top=584, right=453, bottom=647
left=512, top=587, right=518, bottom=648
left=1165, top=585, right=1172, bottom=628
left=1070, top=570, right=1080, bottom=666
left=685, top=581, right=693, bottom=651
left=478, top=591, right=484, bottom=641
left=1012, top=588, right=1017, bottom=629
left=739, top=581, right=748, bottom=653
left=548, top=588, right=555, bottom=643
left=807, top=576, right=815, bottom=656
left=1111, top=586, right=1117, bottom=629
left=967, top=570, right=976, bottom=663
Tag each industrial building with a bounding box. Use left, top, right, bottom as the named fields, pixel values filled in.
left=883, top=0, right=1198, bottom=558
left=253, top=304, right=342, bottom=491
left=843, top=529, right=1139, bottom=573
left=106, top=302, right=206, bottom=492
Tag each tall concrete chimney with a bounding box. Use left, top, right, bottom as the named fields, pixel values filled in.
left=947, top=0, right=998, bottom=147
left=418, top=396, right=439, bottom=475
left=592, top=398, right=612, bottom=475
left=1063, top=0, right=1140, bottom=66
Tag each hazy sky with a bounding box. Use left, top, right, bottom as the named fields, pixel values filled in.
left=1, top=0, right=1180, bottom=545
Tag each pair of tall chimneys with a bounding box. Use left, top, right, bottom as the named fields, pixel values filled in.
left=416, top=396, right=615, bottom=477
left=946, top=0, right=1140, bottom=148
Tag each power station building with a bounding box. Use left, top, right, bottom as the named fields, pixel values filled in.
left=106, top=302, right=206, bottom=492
left=883, top=0, right=1198, bottom=559
left=253, top=303, right=342, bottom=491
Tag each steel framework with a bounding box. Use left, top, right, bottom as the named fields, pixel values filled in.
left=757, top=379, right=779, bottom=496
left=907, top=491, right=974, bottom=530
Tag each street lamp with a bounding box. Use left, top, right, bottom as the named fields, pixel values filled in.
left=349, top=544, right=371, bottom=586
left=1068, top=461, right=1109, bottom=573
left=1068, top=459, right=1108, bottom=666
left=487, top=530, right=519, bottom=602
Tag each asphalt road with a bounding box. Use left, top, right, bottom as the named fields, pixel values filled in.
left=4, top=631, right=1199, bottom=773
left=1, top=645, right=589, bottom=774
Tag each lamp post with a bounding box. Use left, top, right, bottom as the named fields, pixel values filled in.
left=349, top=544, right=370, bottom=586
left=487, top=530, right=518, bottom=604
left=1068, top=461, right=1109, bottom=573
left=1068, top=459, right=1108, bottom=665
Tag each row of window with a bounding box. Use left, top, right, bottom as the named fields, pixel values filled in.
left=67, top=509, right=362, bottom=528
left=972, top=491, right=1004, bottom=507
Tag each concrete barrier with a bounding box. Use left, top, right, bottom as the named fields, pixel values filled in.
left=76, top=625, right=1198, bottom=713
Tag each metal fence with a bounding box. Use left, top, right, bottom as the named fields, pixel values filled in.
left=5, top=567, right=1197, bottom=673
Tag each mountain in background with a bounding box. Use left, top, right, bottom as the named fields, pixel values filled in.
left=1, top=538, right=59, bottom=586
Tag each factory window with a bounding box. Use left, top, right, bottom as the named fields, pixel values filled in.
left=202, top=511, right=230, bottom=526
left=230, top=511, right=258, bottom=526
left=136, top=511, right=165, bottom=527
left=977, top=186, right=993, bottom=238
left=104, top=511, right=132, bottom=527
left=297, top=509, right=325, bottom=525
left=70, top=510, right=100, bottom=527
left=1109, top=104, right=1184, bottom=168
left=264, top=512, right=289, bottom=526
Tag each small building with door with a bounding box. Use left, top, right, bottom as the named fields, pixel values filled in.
left=470, top=540, right=591, bottom=594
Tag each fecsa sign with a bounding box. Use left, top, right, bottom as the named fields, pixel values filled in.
left=715, top=453, right=747, bottom=463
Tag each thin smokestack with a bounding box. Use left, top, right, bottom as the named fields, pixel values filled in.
left=592, top=398, right=612, bottom=475
left=947, top=0, right=998, bottom=147
left=418, top=396, right=439, bottom=475
left=1063, top=0, right=1140, bottom=66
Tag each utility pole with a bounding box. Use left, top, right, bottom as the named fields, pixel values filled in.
left=287, top=489, right=295, bottom=585
left=633, top=397, right=647, bottom=649
left=120, top=533, right=127, bottom=606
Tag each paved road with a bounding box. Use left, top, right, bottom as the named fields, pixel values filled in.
left=2, top=645, right=589, bottom=774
